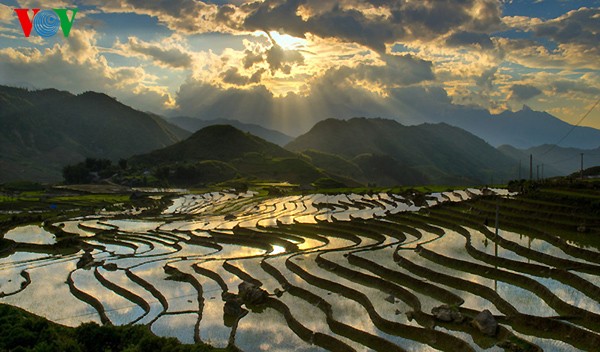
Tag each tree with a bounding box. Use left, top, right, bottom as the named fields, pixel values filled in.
left=63, top=164, right=91, bottom=184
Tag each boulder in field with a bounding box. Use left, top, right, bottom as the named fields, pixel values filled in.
left=238, top=282, right=268, bottom=305
left=473, top=309, right=498, bottom=336
left=432, top=305, right=464, bottom=323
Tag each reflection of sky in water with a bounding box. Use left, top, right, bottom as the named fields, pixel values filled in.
left=512, top=331, right=585, bottom=352
left=237, top=308, right=322, bottom=351
left=0, top=267, right=27, bottom=295
left=161, top=190, right=446, bottom=230
left=499, top=229, right=600, bottom=266
left=72, top=268, right=145, bottom=325
left=467, top=228, right=600, bottom=313
left=104, top=219, right=164, bottom=233
left=4, top=225, right=56, bottom=245
left=151, top=313, right=198, bottom=344
left=131, top=261, right=198, bottom=313
left=0, top=259, right=101, bottom=327
left=57, top=220, right=96, bottom=237
left=418, top=231, right=558, bottom=317
left=4, top=188, right=594, bottom=351
left=442, top=192, right=463, bottom=202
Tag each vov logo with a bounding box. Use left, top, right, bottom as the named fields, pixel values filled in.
left=14, top=8, right=78, bottom=38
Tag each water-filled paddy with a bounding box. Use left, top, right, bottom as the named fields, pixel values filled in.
left=1, top=188, right=597, bottom=351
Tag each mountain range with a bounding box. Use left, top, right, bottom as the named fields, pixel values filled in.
left=1, top=85, right=599, bottom=186
left=129, top=125, right=328, bottom=186
left=126, top=119, right=511, bottom=187
left=498, top=144, right=600, bottom=178
left=287, top=118, right=518, bottom=185
left=0, top=86, right=188, bottom=182
left=431, top=105, right=600, bottom=149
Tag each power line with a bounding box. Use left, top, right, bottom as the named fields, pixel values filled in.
left=538, top=97, right=600, bottom=158
left=545, top=155, right=580, bottom=165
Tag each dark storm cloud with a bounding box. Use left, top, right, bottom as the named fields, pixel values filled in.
left=221, top=67, right=266, bottom=85
left=475, top=67, right=498, bottom=90
left=242, top=0, right=503, bottom=52
left=322, top=54, right=435, bottom=87
left=265, top=44, right=304, bottom=74
left=550, top=80, right=600, bottom=95
left=509, top=84, right=542, bottom=101
left=88, top=0, right=504, bottom=53
left=446, top=31, right=494, bottom=49
left=534, top=7, right=600, bottom=48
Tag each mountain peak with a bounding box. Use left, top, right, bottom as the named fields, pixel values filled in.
left=521, top=104, right=533, bottom=112
left=191, top=124, right=245, bottom=137
left=133, top=124, right=293, bottom=165
left=78, top=91, right=117, bottom=101
left=287, top=117, right=516, bottom=185
left=168, top=116, right=294, bottom=146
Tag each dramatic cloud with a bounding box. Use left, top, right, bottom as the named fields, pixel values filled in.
left=84, top=0, right=227, bottom=33
left=497, top=8, right=600, bottom=70
left=174, top=62, right=448, bottom=134
left=220, top=66, right=265, bottom=86
left=115, top=37, right=193, bottom=69
left=265, top=43, right=304, bottom=74
left=242, top=0, right=503, bottom=52
left=0, top=29, right=174, bottom=112
left=0, top=0, right=598, bottom=132
left=550, top=79, right=600, bottom=96
left=445, top=31, right=494, bottom=49
left=509, top=84, right=543, bottom=101
left=534, top=7, right=599, bottom=49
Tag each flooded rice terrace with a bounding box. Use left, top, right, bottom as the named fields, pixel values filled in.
left=1, top=189, right=599, bottom=351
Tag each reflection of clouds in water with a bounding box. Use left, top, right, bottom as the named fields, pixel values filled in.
left=151, top=313, right=198, bottom=344
left=1, top=259, right=101, bottom=327
left=5, top=187, right=597, bottom=351
left=512, top=332, right=586, bottom=352
left=4, top=225, right=56, bottom=245
left=72, top=269, right=146, bottom=324
left=104, top=219, right=165, bottom=232
left=238, top=308, right=320, bottom=352
left=420, top=231, right=557, bottom=316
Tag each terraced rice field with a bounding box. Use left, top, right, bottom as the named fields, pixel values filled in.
left=1, top=188, right=599, bottom=351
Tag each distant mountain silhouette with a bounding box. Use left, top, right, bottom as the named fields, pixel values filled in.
left=168, top=116, right=293, bottom=146
left=0, top=86, right=189, bottom=183
left=434, top=105, right=600, bottom=149
left=7, top=85, right=597, bottom=187
left=499, top=144, right=600, bottom=177
left=130, top=125, right=326, bottom=186
left=286, top=118, right=519, bottom=185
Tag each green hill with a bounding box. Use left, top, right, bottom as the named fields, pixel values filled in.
left=286, top=118, right=518, bottom=185
left=0, top=86, right=189, bottom=183
left=169, top=116, right=294, bottom=146
left=129, top=125, right=325, bottom=186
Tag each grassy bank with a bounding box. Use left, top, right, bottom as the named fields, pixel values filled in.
left=0, top=304, right=229, bottom=352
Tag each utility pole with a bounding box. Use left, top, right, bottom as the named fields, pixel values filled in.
left=529, top=154, right=533, bottom=181
left=536, top=165, right=539, bottom=181
left=541, top=163, right=544, bottom=181
left=581, top=153, right=584, bottom=179
left=494, top=201, right=499, bottom=292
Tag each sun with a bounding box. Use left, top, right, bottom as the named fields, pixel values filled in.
left=268, top=31, right=307, bottom=50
